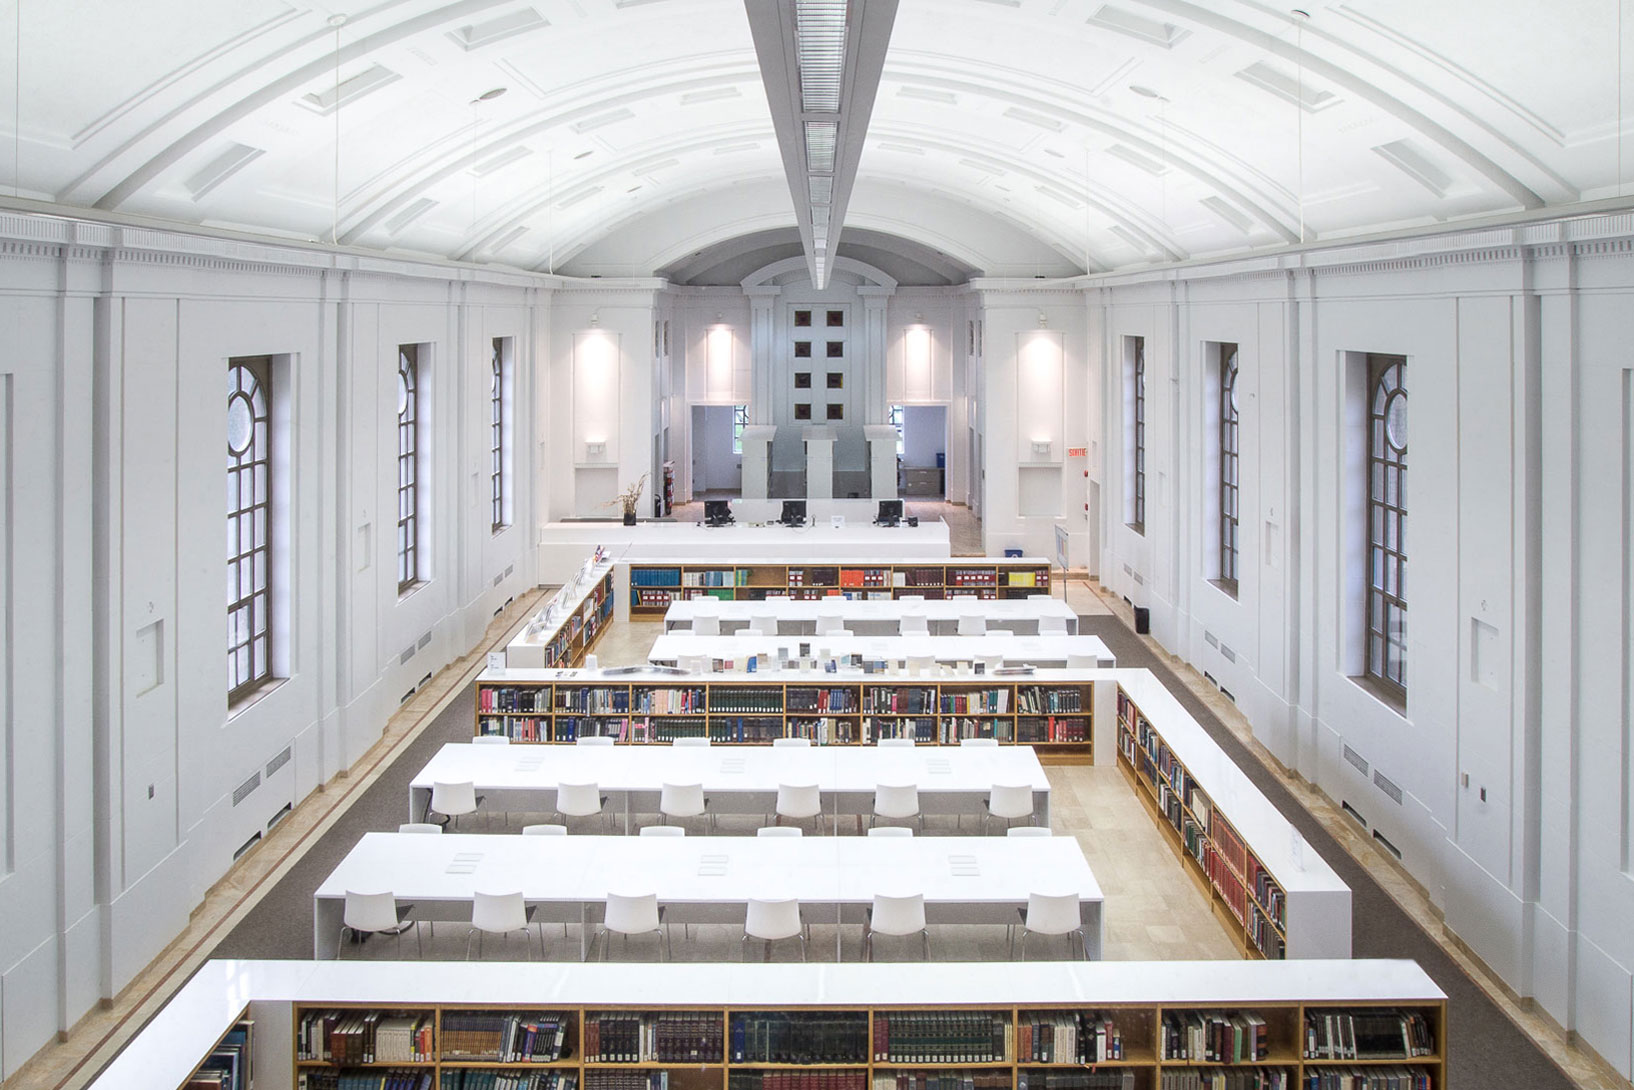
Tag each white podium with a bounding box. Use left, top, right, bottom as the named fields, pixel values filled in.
left=740, top=424, right=775, bottom=501
left=865, top=424, right=900, bottom=500
left=803, top=425, right=834, bottom=500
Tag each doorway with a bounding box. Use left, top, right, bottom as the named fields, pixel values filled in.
left=691, top=404, right=741, bottom=498
left=898, top=405, right=947, bottom=500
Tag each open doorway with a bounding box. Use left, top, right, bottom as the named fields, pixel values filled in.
left=690, top=404, right=741, bottom=499
left=897, top=404, right=947, bottom=500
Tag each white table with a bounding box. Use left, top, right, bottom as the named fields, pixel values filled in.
left=664, top=597, right=1081, bottom=636
left=313, top=832, right=1103, bottom=960
left=648, top=632, right=1117, bottom=670
left=410, top=742, right=1053, bottom=829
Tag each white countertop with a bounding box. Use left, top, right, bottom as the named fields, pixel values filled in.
left=648, top=632, right=1115, bottom=669
left=664, top=596, right=1078, bottom=631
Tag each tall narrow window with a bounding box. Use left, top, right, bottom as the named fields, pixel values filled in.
left=1365, top=354, right=1407, bottom=700
left=889, top=403, right=905, bottom=455
left=1218, top=344, right=1240, bottom=595
left=1126, top=336, right=1146, bottom=534
left=397, top=345, right=421, bottom=591
left=490, top=337, right=508, bottom=533
left=227, top=356, right=273, bottom=702
left=732, top=404, right=748, bottom=454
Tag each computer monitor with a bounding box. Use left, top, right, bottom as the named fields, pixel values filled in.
left=704, top=499, right=734, bottom=527
left=780, top=500, right=807, bottom=527
left=875, top=499, right=904, bottom=527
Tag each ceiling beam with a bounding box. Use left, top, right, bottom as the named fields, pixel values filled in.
left=745, top=0, right=899, bottom=289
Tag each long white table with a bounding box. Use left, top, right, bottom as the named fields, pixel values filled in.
left=648, top=632, right=1117, bottom=669
left=314, top=832, right=1103, bottom=960
left=664, top=597, right=1081, bottom=636
left=410, top=742, right=1053, bottom=830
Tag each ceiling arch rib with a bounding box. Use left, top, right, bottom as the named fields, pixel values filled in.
left=1136, top=0, right=1545, bottom=211
left=339, top=61, right=766, bottom=245
left=91, top=0, right=518, bottom=211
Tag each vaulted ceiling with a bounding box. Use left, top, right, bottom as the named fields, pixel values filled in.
left=9, top=0, right=1628, bottom=281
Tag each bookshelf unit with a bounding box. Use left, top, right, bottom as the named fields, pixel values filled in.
left=183, top=1016, right=252, bottom=1089
left=1114, top=676, right=1351, bottom=961
left=475, top=669, right=1093, bottom=762
left=506, top=558, right=617, bottom=669
left=94, top=961, right=1446, bottom=1090
left=627, top=559, right=1051, bottom=616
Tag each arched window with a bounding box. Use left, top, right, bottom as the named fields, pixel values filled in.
left=1219, top=345, right=1240, bottom=593
left=227, top=357, right=272, bottom=702
left=1366, top=355, right=1407, bottom=698
left=397, top=345, right=420, bottom=591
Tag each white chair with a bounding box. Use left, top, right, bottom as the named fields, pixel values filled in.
left=1066, top=653, right=1100, bottom=669
left=772, top=782, right=823, bottom=834
left=430, top=781, right=483, bottom=831
left=576, top=736, right=616, bottom=747
left=872, top=783, right=922, bottom=833
left=521, top=824, right=568, bottom=836
left=1038, top=614, right=1070, bottom=637
left=743, top=897, right=807, bottom=961
left=555, top=781, right=612, bottom=833
left=815, top=613, right=849, bottom=637
left=693, top=614, right=722, bottom=636
left=865, top=892, right=929, bottom=961
left=673, top=737, right=711, bottom=747
left=877, top=737, right=916, bottom=748
left=959, top=738, right=1000, bottom=748
left=339, top=890, right=419, bottom=959
left=898, top=613, right=930, bottom=636
left=867, top=827, right=914, bottom=837
left=748, top=614, right=778, bottom=636
left=659, top=782, right=712, bottom=833
left=758, top=826, right=804, bottom=837
left=641, top=825, right=687, bottom=837
left=984, top=629, right=1014, bottom=638
left=398, top=823, right=443, bottom=834
left=466, top=890, right=542, bottom=960
left=1013, top=891, right=1088, bottom=960
left=472, top=735, right=511, bottom=745
left=596, top=892, right=669, bottom=961
left=772, top=737, right=812, bottom=748
left=1007, top=826, right=1053, bottom=837
left=985, top=783, right=1035, bottom=833
left=764, top=595, right=794, bottom=605
left=957, top=614, right=987, bottom=636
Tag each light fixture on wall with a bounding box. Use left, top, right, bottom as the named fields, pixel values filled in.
left=708, top=319, right=733, bottom=397
left=1031, top=439, right=1053, bottom=460
left=590, top=310, right=600, bottom=327
left=905, top=320, right=932, bottom=401
left=586, top=440, right=606, bottom=459
left=1037, top=311, right=1048, bottom=329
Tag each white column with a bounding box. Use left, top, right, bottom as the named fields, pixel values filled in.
left=859, top=288, right=892, bottom=424
left=747, top=287, right=780, bottom=425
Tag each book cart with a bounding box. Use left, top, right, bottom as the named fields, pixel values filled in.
left=505, top=559, right=617, bottom=669
left=93, top=961, right=1446, bottom=1090
left=1114, top=675, right=1352, bottom=961
left=475, top=669, right=1094, bottom=764
left=627, top=559, right=1052, bottom=618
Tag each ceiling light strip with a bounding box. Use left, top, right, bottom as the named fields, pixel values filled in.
left=795, top=0, right=847, bottom=113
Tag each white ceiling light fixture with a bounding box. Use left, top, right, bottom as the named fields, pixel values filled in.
left=747, top=0, right=900, bottom=289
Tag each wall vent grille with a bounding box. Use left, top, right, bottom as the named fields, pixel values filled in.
left=1131, top=571, right=1145, bottom=585
left=265, top=747, right=291, bottom=777
left=1342, top=744, right=1369, bottom=775
left=399, top=644, right=416, bottom=665
left=232, top=772, right=260, bottom=807
left=1219, top=643, right=1236, bottom=663
left=418, top=631, right=432, bottom=650
left=1374, top=769, right=1404, bottom=804
left=1204, top=631, right=1219, bottom=648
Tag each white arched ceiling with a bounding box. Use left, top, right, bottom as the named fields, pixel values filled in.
left=3, top=0, right=1630, bottom=277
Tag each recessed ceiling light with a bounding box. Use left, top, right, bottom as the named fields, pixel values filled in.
left=573, top=150, right=594, bottom=160
left=327, top=13, right=348, bottom=26
left=1044, top=148, right=1064, bottom=158
left=627, top=185, right=642, bottom=193
left=1128, top=85, right=1162, bottom=98
left=1290, top=8, right=1310, bottom=18
left=475, top=87, right=507, bottom=102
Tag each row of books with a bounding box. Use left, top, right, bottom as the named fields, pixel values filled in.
left=582, top=1074, right=670, bottom=1090
left=940, top=691, right=1010, bottom=714
left=862, top=688, right=936, bottom=714
left=481, top=687, right=551, bottom=713
left=1246, top=858, right=1287, bottom=929
left=1158, top=1071, right=1287, bottom=1090
left=184, top=1023, right=250, bottom=1089
left=871, top=1012, right=1008, bottom=1063
left=633, top=589, right=685, bottom=607
left=631, top=689, right=707, bottom=713
left=297, top=1071, right=433, bottom=1090
left=1297, top=1068, right=1431, bottom=1090
left=872, top=1074, right=1010, bottom=1090
left=708, top=688, right=786, bottom=713
left=1159, top=1011, right=1270, bottom=1063
left=839, top=569, right=890, bottom=587
left=480, top=718, right=546, bottom=741
left=947, top=569, right=998, bottom=586
left=729, top=1012, right=870, bottom=1064
left=788, top=687, right=860, bottom=712
left=558, top=689, right=633, bottom=713
left=440, top=1011, right=570, bottom=1062
left=583, top=1012, right=724, bottom=1063
left=732, top=1073, right=867, bottom=1090
left=1302, top=1011, right=1434, bottom=1061
left=1016, top=1073, right=1134, bottom=1090
left=631, top=569, right=684, bottom=587
left=298, top=1011, right=434, bottom=1064
left=1016, top=1013, right=1123, bottom=1064
left=1249, top=904, right=1287, bottom=959
left=1015, top=688, right=1083, bottom=714
left=440, top=1072, right=577, bottom=1090
left=1015, top=718, right=1089, bottom=744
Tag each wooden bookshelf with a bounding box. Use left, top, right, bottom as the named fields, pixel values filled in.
left=506, top=558, right=617, bottom=669
left=475, top=669, right=1092, bottom=762
left=1114, top=678, right=1351, bottom=961
left=182, top=1015, right=252, bottom=1089
left=91, top=961, right=1446, bottom=1090
left=627, top=559, right=1051, bottom=616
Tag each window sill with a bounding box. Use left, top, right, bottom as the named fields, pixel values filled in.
left=228, top=677, right=288, bottom=721
left=1126, top=522, right=1145, bottom=536
left=1210, top=578, right=1239, bottom=600
left=398, top=579, right=431, bottom=603
left=1348, top=673, right=1407, bottom=719
left=492, top=523, right=512, bottom=537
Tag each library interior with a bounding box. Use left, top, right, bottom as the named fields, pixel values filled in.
left=1, top=3, right=1632, bottom=1090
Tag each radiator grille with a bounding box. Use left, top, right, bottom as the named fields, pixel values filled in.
left=1342, top=744, right=1369, bottom=775
left=265, top=746, right=291, bottom=777
left=1374, top=769, right=1403, bottom=804
left=232, top=772, right=260, bottom=807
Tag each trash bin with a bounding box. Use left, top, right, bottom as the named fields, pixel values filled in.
left=1003, top=548, right=1023, bottom=558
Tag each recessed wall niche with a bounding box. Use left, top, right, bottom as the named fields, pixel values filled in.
left=826, top=372, right=844, bottom=389
left=826, top=404, right=844, bottom=420
left=794, top=403, right=812, bottom=420
left=795, top=372, right=812, bottom=389
left=826, top=342, right=844, bottom=358
left=794, top=342, right=812, bottom=358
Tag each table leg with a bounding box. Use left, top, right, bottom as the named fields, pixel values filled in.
left=315, top=898, right=343, bottom=958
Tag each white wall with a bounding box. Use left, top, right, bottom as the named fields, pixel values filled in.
left=0, top=214, right=543, bottom=1078
left=1090, top=214, right=1634, bottom=1080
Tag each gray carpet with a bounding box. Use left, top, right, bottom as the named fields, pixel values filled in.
left=205, top=613, right=1579, bottom=1090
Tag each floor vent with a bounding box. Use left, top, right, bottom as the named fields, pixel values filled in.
left=267, top=802, right=293, bottom=830
left=1342, top=744, right=1369, bottom=775
left=232, top=772, right=260, bottom=807
left=1219, top=686, right=1234, bottom=703
left=1374, top=770, right=1404, bottom=804
left=400, top=687, right=417, bottom=705
left=1203, top=671, right=1218, bottom=688
left=265, top=746, right=291, bottom=777
left=233, top=832, right=262, bottom=860
left=1372, top=829, right=1402, bottom=859
left=420, top=671, right=434, bottom=687
left=1341, top=800, right=1368, bottom=828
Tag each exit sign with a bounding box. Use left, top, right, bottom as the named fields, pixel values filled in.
left=1066, top=446, right=1088, bottom=458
